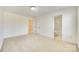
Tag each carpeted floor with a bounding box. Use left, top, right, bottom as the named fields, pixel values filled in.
left=0, top=33, right=78, bottom=52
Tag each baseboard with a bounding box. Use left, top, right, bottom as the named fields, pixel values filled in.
left=4, top=33, right=28, bottom=39
left=63, top=40, right=77, bottom=45
left=64, top=40, right=76, bottom=44
left=33, top=32, right=54, bottom=39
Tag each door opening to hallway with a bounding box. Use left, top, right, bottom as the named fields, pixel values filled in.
left=54, top=15, right=62, bottom=42
left=28, top=17, right=33, bottom=34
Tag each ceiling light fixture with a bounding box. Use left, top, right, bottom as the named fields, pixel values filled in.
left=30, top=6, right=36, bottom=10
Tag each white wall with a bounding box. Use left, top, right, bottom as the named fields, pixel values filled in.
left=0, top=11, right=29, bottom=49
left=0, top=10, right=3, bottom=39
left=33, top=14, right=54, bottom=38
left=33, top=7, right=77, bottom=43
left=62, top=7, right=77, bottom=43
left=0, top=10, right=4, bottom=49
left=77, top=7, right=79, bottom=47
left=4, top=12, right=29, bottom=38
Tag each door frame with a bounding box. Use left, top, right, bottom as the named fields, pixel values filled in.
left=54, top=15, right=62, bottom=40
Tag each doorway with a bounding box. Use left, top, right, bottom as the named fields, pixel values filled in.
left=28, top=17, right=33, bottom=34
left=54, top=15, right=62, bottom=41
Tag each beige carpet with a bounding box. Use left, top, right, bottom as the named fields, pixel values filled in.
left=0, top=33, right=78, bottom=52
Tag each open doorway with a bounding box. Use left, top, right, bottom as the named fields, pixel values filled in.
left=28, top=17, right=33, bottom=34
left=54, top=15, right=62, bottom=41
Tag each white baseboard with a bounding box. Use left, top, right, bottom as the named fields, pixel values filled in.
left=33, top=32, right=54, bottom=39
left=4, top=33, right=28, bottom=39
left=62, top=39, right=77, bottom=44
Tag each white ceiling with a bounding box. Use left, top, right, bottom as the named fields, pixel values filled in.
left=0, top=6, right=71, bottom=17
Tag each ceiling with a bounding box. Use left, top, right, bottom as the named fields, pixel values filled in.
left=0, top=6, right=71, bottom=17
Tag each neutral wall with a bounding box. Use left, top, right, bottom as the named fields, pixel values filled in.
left=33, top=14, right=54, bottom=38
left=0, top=10, right=3, bottom=39
left=4, top=12, right=29, bottom=38
left=33, top=7, right=77, bottom=43
left=77, top=7, right=79, bottom=47
left=62, top=7, right=77, bottom=43
left=0, top=10, right=4, bottom=49
left=0, top=11, right=29, bottom=49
